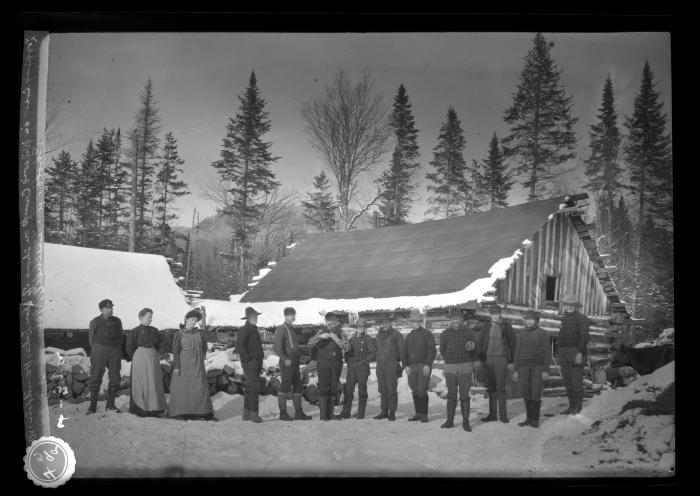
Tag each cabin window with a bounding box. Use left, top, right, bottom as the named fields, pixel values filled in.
left=545, top=276, right=557, bottom=301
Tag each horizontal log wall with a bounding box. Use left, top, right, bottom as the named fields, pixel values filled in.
left=499, top=212, right=609, bottom=316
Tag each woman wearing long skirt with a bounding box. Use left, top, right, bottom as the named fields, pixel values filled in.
left=167, top=309, right=216, bottom=421
left=126, top=308, right=167, bottom=417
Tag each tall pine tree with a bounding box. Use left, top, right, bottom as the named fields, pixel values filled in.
left=480, top=133, right=512, bottom=210
left=74, top=140, right=101, bottom=247
left=127, top=77, right=162, bottom=252
left=212, top=71, right=279, bottom=290
left=45, top=150, right=78, bottom=244
left=302, top=170, right=337, bottom=232
left=376, top=84, right=420, bottom=225
left=425, top=107, right=467, bottom=219
left=585, top=75, right=623, bottom=240
left=502, top=33, right=578, bottom=201
left=154, top=132, right=189, bottom=258
left=623, top=61, right=673, bottom=316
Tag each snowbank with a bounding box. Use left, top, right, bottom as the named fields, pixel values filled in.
left=228, top=248, right=525, bottom=327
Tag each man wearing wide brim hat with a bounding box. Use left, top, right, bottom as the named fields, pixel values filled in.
left=403, top=309, right=436, bottom=423
left=236, top=306, right=264, bottom=422
left=512, top=309, right=552, bottom=428
left=341, top=318, right=377, bottom=419
left=557, top=292, right=591, bottom=415
left=87, top=299, right=124, bottom=414
left=273, top=307, right=312, bottom=421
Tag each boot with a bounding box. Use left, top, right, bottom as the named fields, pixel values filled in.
left=388, top=396, right=397, bottom=421
left=373, top=395, right=389, bottom=419
left=243, top=394, right=251, bottom=420
left=355, top=398, right=367, bottom=419
left=105, top=386, right=121, bottom=412
left=86, top=389, right=98, bottom=414
left=249, top=395, right=262, bottom=423
left=319, top=395, right=329, bottom=421
left=328, top=396, right=343, bottom=420
left=498, top=391, right=508, bottom=423
left=293, top=393, right=312, bottom=420
left=341, top=398, right=352, bottom=419
left=518, top=400, right=532, bottom=427
left=420, top=395, right=429, bottom=423
left=560, top=390, right=574, bottom=415
left=408, top=394, right=421, bottom=421
left=278, top=393, right=293, bottom=421
left=530, top=400, right=541, bottom=428
left=571, top=392, right=583, bottom=415
left=460, top=399, right=472, bottom=432
left=441, top=399, right=456, bottom=428
left=481, top=394, right=498, bottom=422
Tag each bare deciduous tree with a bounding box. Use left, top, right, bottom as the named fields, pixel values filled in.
left=301, top=69, right=390, bottom=230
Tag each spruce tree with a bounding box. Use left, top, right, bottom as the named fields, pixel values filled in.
left=585, top=76, right=623, bottom=238
left=127, top=77, right=162, bottom=252
left=468, top=159, right=487, bottom=214
left=45, top=150, right=78, bottom=244
left=480, top=133, right=512, bottom=210
left=106, top=128, right=131, bottom=250
left=154, top=132, right=189, bottom=258
left=377, top=84, right=420, bottom=225
left=74, top=140, right=101, bottom=247
left=623, top=61, right=673, bottom=315
left=212, top=71, right=279, bottom=289
left=302, top=170, right=337, bottom=232
left=502, top=33, right=578, bottom=201
left=425, top=107, right=467, bottom=219
left=95, top=128, right=116, bottom=247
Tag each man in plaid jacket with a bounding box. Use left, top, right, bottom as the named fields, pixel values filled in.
left=341, top=319, right=377, bottom=419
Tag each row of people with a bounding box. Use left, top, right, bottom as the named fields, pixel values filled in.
left=85, top=292, right=590, bottom=428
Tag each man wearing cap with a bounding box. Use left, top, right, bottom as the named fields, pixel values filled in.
left=373, top=318, right=405, bottom=421
left=462, top=308, right=486, bottom=386
left=341, top=319, right=377, bottom=419
left=438, top=315, right=481, bottom=431
left=402, top=310, right=436, bottom=423
left=273, top=307, right=312, bottom=421
left=512, top=310, right=552, bottom=428
left=236, top=306, right=264, bottom=423
left=308, top=312, right=350, bottom=421
left=87, top=299, right=124, bottom=414
left=558, top=292, right=591, bottom=415
left=478, top=306, right=517, bottom=423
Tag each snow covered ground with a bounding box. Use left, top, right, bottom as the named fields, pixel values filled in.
left=47, top=363, right=674, bottom=478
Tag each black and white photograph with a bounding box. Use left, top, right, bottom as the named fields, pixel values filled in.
left=19, top=15, right=674, bottom=481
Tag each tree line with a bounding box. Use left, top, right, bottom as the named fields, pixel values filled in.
left=45, top=33, right=672, bottom=330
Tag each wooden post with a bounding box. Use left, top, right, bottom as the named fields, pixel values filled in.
left=19, top=31, right=51, bottom=445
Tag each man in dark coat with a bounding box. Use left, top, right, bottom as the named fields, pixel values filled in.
left=373, top=318, right=405, bottom=421
left=462, top=307, right=485, bottom=386
left=87, top=299, right=124, bottom=414
left=439, top=316, right=481, bottom=431
left=341, top=319, right=376, bottom=419
left=273, top=307, right=312, bottom=421
left=308, top=312, right=350, bottom=421
left=402, top=309, right=436, bottom=423
left=236, top=306, right=264, bottom=423
left=478, top=306, right=517, bottom=423
left=557, top=292, right=590, bottom=415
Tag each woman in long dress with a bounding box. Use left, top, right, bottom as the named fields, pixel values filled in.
left=167, top=309, right=216, bottom=421
left=126, top=308, right=167, bottom=417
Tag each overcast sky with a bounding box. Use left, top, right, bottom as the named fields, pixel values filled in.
left=47, top=32, right=672, bottom=226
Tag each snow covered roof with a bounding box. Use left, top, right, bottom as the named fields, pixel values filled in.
left=228, top=197, right=577, bottom=327
left=44, top=243, right=193, bottom=330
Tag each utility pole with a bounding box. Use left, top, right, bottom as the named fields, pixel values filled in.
left=184, top=208, right=196, bottom=291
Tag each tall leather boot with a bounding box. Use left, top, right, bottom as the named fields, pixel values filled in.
left=243, top=394, right=251, bottom=421
left=373, top=395, right=389, bottom=419
left=560, top=390, right=574, bottom=415
left=249, top=395, right=262, bottom=423
left=460, top=399, right=472, bottom=432
left=498, top=391, right=508, bottom=423
left=293, top=393, right=312, bottom=420
left=572, top=392, right=583, bottom=415
left=481, top=394, right=498, bottom=422
left=341, top=391, right=353, bottom=419
left=86, top=389, right=98, bottom=414
left=441, top=399, right=456, bottom=428
left=420, top=395, right=429, bottom=423
left=530, top=400, right=541, bottom=428
left=319, top=395, right=329, bottom=421
left=278, top=392, right=293, bottom=421
left=388, top=396, right=397, bottom=421
left=408, top=394, right=421, bottom=421
left=355, top=397, right=367, bottom=419
left=105, top=386, right=121, bottom=412
left=518, top=399, right=532, bottom=427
